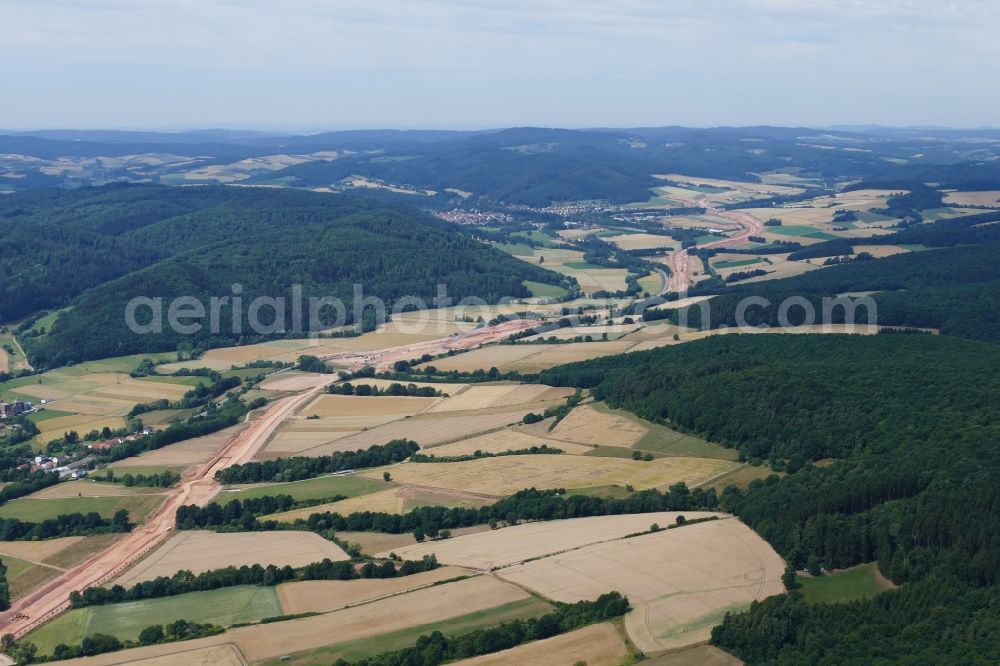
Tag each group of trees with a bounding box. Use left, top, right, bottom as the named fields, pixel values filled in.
left=331, top=592, right=630, bottom=666
left=175, top=493, right=348, bottom=530
left=69, top=554, right=439, bottom=608
left=0, top=510, right=130, bottom=541
left=213, top=439, right=419, bottom=484
left=327, top=382, right=443, bottom=397
left=0, top=559, right=9, bottom=611
left=409, top=444, right=563, bottom=463
left=183, top=485, right=718, bottom=537
left=96, top=469, right=180, bottom=488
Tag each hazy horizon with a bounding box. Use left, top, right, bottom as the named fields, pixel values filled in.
left=3, top=1, right=1000, bottom=129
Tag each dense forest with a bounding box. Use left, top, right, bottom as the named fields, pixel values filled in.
left=69, top=554, right=440, bottom=608
left=539, top=333, right=1000, bottom=662
left=3, top=184, right=562, bottom=368
left=679, top=242, right=1000, bottom=344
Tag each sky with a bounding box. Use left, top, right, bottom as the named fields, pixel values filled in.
left=2, top=0, right=999, bottom=130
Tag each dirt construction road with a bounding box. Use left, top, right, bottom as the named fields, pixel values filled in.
left=666, top=208, right=763, bottom=293
left=0, top=385, right=323, bottom=640
left=320, top=318, right=542, bottom=371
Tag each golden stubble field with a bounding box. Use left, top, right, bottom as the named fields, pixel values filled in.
left=500, top=518, right=785, bottom=653
left=419, top=341, right=638, bottom=374
left=259, top=382, right=570, bottom=459
left=451, top=622, right=629, bottom=666
left=114, top=531, right=349, bottom=586
left=359, top=454, right=739, bottom=497
left=382, top=511, right=723, bottom=569
left=267, top=485, right=494, bottom=521
left=277, top=565, right=467, bottom=614
left=110, top=425, right=243, bottom=469
left=546, top=403, right=648, bottom=447
left=427, top=384, right=573, bottom=412
left=423, top=429, right=593, bottom=456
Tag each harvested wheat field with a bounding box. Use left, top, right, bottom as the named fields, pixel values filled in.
left=257, top=422, right=362, bottom=458
left=850, top=244, right=910, bottom=258
left=117, top=644, right=246, bottom=666
left=419, top=345, right=549, bottom=372
left=114, top=531, right=349, bottom=586
left=0, top=536, right=84, bottom=562
left=302, top=393, right=439, bottom=418
left=427, top=384, right=573, bottom=413
left=111, top=425, right=241, bottom=468
left=942, top=190, right=1000, bottom=207
left=451, top=622, right=629, bottom=666
left=35, top=415, right=127, bottom=444
left=277, top=565, right=466, bottom=614
left=361, top=455, right=739, bottom=497
left=258, top=372, right=333, bottom=391
left=340, top=377, right=459, bottom=392
left=548, top=403, right=648, bottom=447
left=29, top=481, right=149, bottom=498
left=321, top=409, right=534, bottom=452
left=268, top=486, right=493, bottom=521
left=423, top=341, right=637, bottom=373
left=607, top=233, right=676, bottom=251
left=501, top=518, right=785, bottom=653
left=55, top=575, right=537, bottom=666
left=382, top=511, right=720, bottom=569
left=425, top=429, right=592, bottom=456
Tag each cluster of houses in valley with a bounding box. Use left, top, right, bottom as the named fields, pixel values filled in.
left=87, top=426, right=155, bottom=452
left=0, top=399, right=34, bottom=418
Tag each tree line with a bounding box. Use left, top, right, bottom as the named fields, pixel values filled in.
left=214, top=439, right=419, bottom=484
left=177, top=485, right=718, bottom=538
left=175, top=493, right=348, bottom=529
left=327, top=382, right=443, bottom=397
left=69, top=554, right=439, bottom=608
left=409, top=445, right=563, bottom=463
left=0, top=510, right=131, bottom=541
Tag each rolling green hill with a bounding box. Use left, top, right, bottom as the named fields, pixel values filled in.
left=6, top=184, right=563, bottom=368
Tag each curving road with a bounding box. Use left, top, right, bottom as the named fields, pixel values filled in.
left=663, top=200, right=764, bottom=294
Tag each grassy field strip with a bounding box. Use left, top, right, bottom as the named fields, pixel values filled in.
left=798, top=562, right=895, bottom=604
left=0, top=494, right=165, bottom=523
left=24, top=586, right=284, bottom=653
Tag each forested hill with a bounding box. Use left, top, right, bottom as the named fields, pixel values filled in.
left=5, top=184, right=563, bottom=368
left=541, top=333, right=1000, bottom=662
left=679, top=241, right=1000, bottom=344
